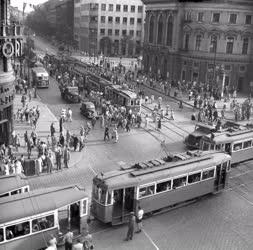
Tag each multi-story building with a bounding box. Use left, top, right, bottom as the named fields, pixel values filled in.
left=142, top=0, right=253, bottom=93
left=74, top=0, right=145, bottom=56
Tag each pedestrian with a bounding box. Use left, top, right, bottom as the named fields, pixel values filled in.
left=66, top=130, right=71, bottom=147
left=59, top=116, right=64, bottom=133
left=136, top=206, right=144, bottom=233
left=73, top=135, right=79, bottom=151
left=83, top=230, right=93, bottom=250
left=104, top=126, right=110, bottom=141
left=63, top=227, right=73, bottom=250
left=50, top=123, right=55, bottom=137
left=112, top=126, right=119, bottom=143
left=100, top=114, right=105, bottom=128
left=45, top=234, right=57, bottom=250
left=59, top=133, right=65, bottom=147
left=124, top=212, right=136, bottom=241
left=67, top=108, right=72, bottom=122
left=73, top=238, right=83, bottom=250
left=55, top=144, right=62, bottom=170
left=126, top=120, right=131, bottom=132
left=170, top=109, right=174, bottom=120
left=157, top=118, right=162, bottom=131
left=63, top=146, right=70, bottom=168
left=46, top=150, right=54, bottom=173
left=144, top=114, right=149, bottom=128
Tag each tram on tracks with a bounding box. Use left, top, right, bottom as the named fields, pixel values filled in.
left=0, top=174, right=29, bottom=199
left=184, top=121, right=243, bottom=149
left=199, top=127, right=253, bottom=165
left=91, top=150, right=231, bottom=225
left=0, top=185, right=89, bottom=250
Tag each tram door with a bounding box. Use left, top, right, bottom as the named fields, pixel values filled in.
left=215, top=163, right=227, bottom=192
left=112, top=187, right=135, bottom=225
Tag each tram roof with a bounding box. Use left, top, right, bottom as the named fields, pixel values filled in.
left=110, top=85, right=137, bottom=99
left=202, top=128, right=253, bottom=143
left=31, top=67, right=48, bottom=74
left=0, top=185, right=87, bottom=225
left=94, top=151, right=230, bottom=189
left=0, top=174, right=29, bottom=195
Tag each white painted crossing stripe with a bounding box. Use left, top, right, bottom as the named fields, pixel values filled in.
left=143, top=229, right=160, bottom=250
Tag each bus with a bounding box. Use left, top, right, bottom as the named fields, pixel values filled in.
left=0, top=185, right=89, bottom=250
left=31, top=67, right=49, bottom=88
left=0, top=174, right=29, bottom=199
left=199, top=128, right=253, bottom=165
left=91, top=151, right=231, bottom=225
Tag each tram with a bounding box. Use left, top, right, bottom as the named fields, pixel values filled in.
left=91, top=151, right=231, bottom=225
left=0, top=174, right=29, bottom=199
left=31, top=67, right=50, bottom=88
left=199, top=128, right=253, bottom=165
left=0, top=185, right=89, bottom=250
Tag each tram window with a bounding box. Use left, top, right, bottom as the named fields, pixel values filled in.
left=243, top=140, right=252, bottom=149
left=10, top=189, right=20, bottom=195
left=0, top=228, right=3, bottom=242
left=93, top=185, right=99, bottom=201
left=138, top=184, right=155, bottom=198
left=156, top=180, right=172, bottom=193
left=188, top=172, right=201, bottom=184
left=0, top=192, right=9, bottom=198
left=100, top=188, right=107, bottom=205
left=215, top=144, right=221, bottom=151
left=24, top=187, right=29, bottom=192
left=222, top=162, right=227, bottom=169
left=202, top=168, right=215, bottom=180
left=82, top=199, right=88, bottom=216
left=233, top=142, right=242, bottom=151
left=107, top=190, right=112, bottom=205
left=32, top=214, right=54, bottom=233
left=202, top=142, right=209, bottom=151
left=6, top=221, right=30, bottom=240
left=210, top=144, right=215, bottom=150
left=131, top=100, right=134, bottom=106
left=172, top=176, right=187, bottom=189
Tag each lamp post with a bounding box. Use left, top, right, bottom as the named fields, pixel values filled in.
left=211, top=36, right=217, bottom=90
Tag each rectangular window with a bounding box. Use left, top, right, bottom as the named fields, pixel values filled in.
left=129, top=30, right=134, bottom=36
left=239, top=65, right=246, bottom=72
left=123, top=17, right=127, bottom=24
left=123, top=5, right=128, bottom=12
left=198, top=12, right=204, bottom=22
left=138, top=5, right=143, bottom=13
left=136, top=30, right=141, bottom=37
left=32, top=214, right=55, bottom=233
left=242, top=38, right=249, bottom=55
left=184, top=34, right=189, bottom=50
left=107, top=190, right=112, bottom=205
left=224, top=65, right=231, bottom=71
left=131, top=5, right=135, bottom=13
left=226, top=37, right=234, bottom=54
left=138, top=184, right=155, bottom=198
left=101, top=3, right=106, bottom=11
left=100, top=29, right=105, bottom=35
left=233, top=142, right=243, bottom=151
left=108, top=16, right=113, bottom=23
left=82, top=199, right=88, bottom=215
left=115, top=17, right=120, bottom=24
left=202, top=141, right=210, bottom=151
left=115, top=29, right=119, bottom=36
left=6, top=221, right=30, bottom=240
left=0, top=228, right=3, bottom=242
left=215, top=144, right=222, bottom=151
left=212, top=13, right=220, bottom=23
left=156, top=179, right=172, bottom=193
left=137, top=18, right=142, bottom=24
left=100, top=188, right=106, bottom=205
left=101, top=16, right=105, bottom=23
left=245, top=15, right=252, bottom=25
left=122, top=30, right=127, bottom=36
left=243, top=140, right=252, bottom=148
left=116, top=4, right=121, bottom=12
left=130, top=18, right=135, bottom=25
left=195, top=35, right=202, bottom=51
left=109, top=4, right=113, bottom=11
left=229, top=14, right=237, bottom=24
left=188, top=172, right=201, bottom=184
left=202, top=168, right=215, bottom=180
left=172, top=176, right=187, bottom=189
left=108, top=29, right=112, bottom=36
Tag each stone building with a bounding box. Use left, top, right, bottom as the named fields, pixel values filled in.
left=0, top=0, right=23, bottom=145
left=142, top=0, right=253, bottom=93
left=74, top=0, right=145, bottom=56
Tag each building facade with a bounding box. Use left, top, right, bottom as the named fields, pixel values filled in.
left=0, top=0, right=23, bottom=145
left=142, top=0, right=253, bottom=93
left=74, top=0, right=145, bottom=56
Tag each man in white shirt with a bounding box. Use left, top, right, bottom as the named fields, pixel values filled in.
left=15, top=159, right=23, bottom=174
left=45, top=235, right=57, bottom=250
left=73, top=238, right=83, bottom=250
left=136, top=206, right=144, bottom=233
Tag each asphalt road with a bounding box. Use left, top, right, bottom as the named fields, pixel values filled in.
left=31, top=36, right=253, bottom=250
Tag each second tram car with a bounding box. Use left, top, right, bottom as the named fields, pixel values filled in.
left=200, top=128, right=253, bottom=165
left=91, top=151, right=231, bottom=225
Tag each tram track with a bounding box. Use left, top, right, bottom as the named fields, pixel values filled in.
left=142, top=104, right=189, bottom=139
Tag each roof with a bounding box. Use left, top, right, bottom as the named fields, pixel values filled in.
left=110, top=85, right=137, bottom=99
left=81, top=101, right=95, bottom=108
left=32, top=67, right=48, bottom=75
left=0, top=185, right=87, bottom=225
left=94, top=151, right=231, bottom=189
left=0, top=174, right=29, bottom=195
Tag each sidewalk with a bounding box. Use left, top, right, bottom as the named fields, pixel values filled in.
left=13, top=94, right=83, bottom=175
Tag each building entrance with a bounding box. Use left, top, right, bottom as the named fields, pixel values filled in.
left=0, top=120, right=9, bottom=145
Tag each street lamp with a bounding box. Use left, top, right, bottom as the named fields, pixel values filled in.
left=210, top=35, right=218, bottom=90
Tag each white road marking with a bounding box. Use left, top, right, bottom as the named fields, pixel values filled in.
left=88, top=163, right=98, bottom=176
left=143, top=229, right=160, bottom=250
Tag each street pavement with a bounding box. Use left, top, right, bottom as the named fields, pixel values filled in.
left=28, top=36, right=253, bottom=250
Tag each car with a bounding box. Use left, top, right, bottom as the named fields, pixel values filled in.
left=61, top=86, right=80, bottom=103
left=80, top=101, right=98, bottom=119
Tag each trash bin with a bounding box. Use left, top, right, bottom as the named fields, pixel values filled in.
left=23, top=159, right=35, bottom=176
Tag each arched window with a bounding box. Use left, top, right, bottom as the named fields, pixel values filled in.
left=226, top=37, right=234, bottom=54
left=195, top=35, right=202, bottom=51
left=157, top=16, right=163, bottom=44
left=242, top=37, right=249, bottom=55
left=167, top=16, right=173, bottom=46
left=149, top=16, right=155, bottom=43
left=210, top=35, right=217, bottom=53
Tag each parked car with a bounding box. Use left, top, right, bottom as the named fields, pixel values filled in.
left=80, top=101, right=98, bottom=119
